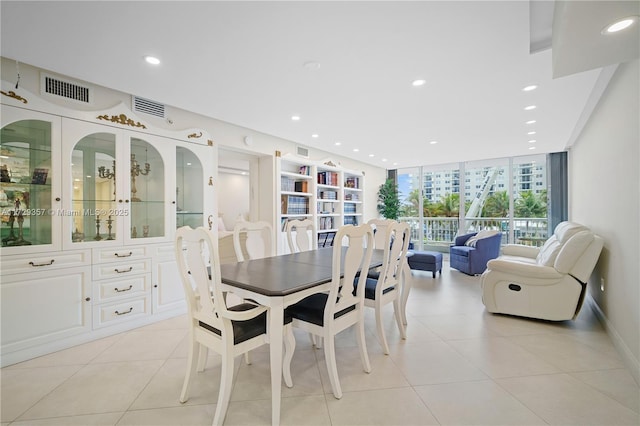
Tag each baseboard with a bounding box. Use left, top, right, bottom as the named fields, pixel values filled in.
left=587, top=295, right=640, bottom=385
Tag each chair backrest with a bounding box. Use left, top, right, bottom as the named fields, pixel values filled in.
left=233, top=221, right=273, bottom=262
left=378, top=221, right=411, bottom=291
left=325, top=224, right=374, bottom=325
left=555, top=231, right=604, bottom=283
left=175, top=226, right=228, bottom=329
left=536, top=221, right=590, bottom=267
left=367, top=218, right=394, bottom=249
left=286, top=218, right=317, bottom=253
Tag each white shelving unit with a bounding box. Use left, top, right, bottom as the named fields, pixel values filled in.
left=276, top=153, right=364, bottom=253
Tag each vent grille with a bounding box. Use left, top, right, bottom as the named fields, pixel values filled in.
left=44, top=76, right=90, bottom=103
left=297, top=146, right=309, bottom=158
left=133, top=96, right=165, bottom=118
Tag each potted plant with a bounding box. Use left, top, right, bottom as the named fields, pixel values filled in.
left=377, top=178, right=400, bottom=220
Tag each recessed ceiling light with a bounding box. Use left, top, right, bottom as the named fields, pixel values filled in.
left=369, top=154, right=375, bottom=157
left=291, top=115, right=300, bottom=121
left=602, top=16, right=638, bottom=34
left=353, top=148, right=359, bottom=152
left=311, top=134, right=319, bottom=138
left=529, top=146, right=536, bottom=150
left=335, top=142, right=341, bottom=146
left=524, top=105, right=537, bottom=111
left=523, top=85, right=538, bottom=91
left=381, top=158, right=388, bottom=162
left=528, top=140, right=537, bottom=143
left=526, top=120, right=537, bottom=125
left=528, top=131, right=537, bottom=135
left=303, top=61, right=321, bottom=70
left=144, top=56, right=160, bottom=65
left=412, top=79, right=426, bottom=87
left=393, top=162, right=398, bottom=166
left=429, top=140, right=438, bottom=145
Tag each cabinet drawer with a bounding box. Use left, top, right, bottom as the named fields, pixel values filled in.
left=0, top=250, right=91, bottom=275
left=92, top=259, right=151, bottom=280
left=92, top=246, right=149, bottom=264
left=94, top=274, right=150, bottom=303
left=93, top=297, right=150, bottom=329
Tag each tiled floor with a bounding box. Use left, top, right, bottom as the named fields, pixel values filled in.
left=2, top=261, right=639, bottom=425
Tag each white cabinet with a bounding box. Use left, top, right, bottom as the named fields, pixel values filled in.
left=1, top=81, right=213, bottom=366
left=0, top=258, right=92, bottom=365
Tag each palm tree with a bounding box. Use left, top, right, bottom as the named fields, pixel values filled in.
left=483, top=191, right=509, bottom=217
left=515, top=190, right=547, bottom=236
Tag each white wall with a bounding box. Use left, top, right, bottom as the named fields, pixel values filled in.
left=217, top=173, right=250, bottom=230
left=568, top=59, right=639, bottom=383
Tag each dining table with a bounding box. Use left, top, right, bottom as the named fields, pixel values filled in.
left=218, top=246, right=386, bottom=425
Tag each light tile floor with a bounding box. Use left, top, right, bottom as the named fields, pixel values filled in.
left=2, top=261, right=639, bottom=425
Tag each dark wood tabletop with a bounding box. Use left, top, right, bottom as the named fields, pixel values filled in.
left=219, top=247, right=383, bottom=297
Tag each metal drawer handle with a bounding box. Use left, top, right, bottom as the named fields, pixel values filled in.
left=114, top=285, right=133, bottom=293
left=115, top=267, right=133, bottom=274
left=115, top=252, right=133, bottom=258
left=29, top=259, right=55, bottom=267
left=115, top=307, right=133, bottom=316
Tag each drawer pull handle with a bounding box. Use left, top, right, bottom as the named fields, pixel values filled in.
left=29, top=259, right=55, bottom=267
left=115, top=307, right=133, bottom=316
left=115, top=267, right=133, bottom=274
left=115, top=252, right=133, bottom=258
left=114, top=285, right=133, bottom=293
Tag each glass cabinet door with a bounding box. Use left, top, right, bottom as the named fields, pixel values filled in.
left=128, top=137, right=165, bottom=240
left=175, top=146, right=203, bottom=228
left=1, top=116, right=57, bottom=250
left=71, top=133, right=118, bottom=242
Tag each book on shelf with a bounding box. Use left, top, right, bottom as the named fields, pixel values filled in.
left=298, top=165, right=310, bottom=176
left=281, top=194, right=309, bottom=215
left=344, top=176, right=360, bottom=189
left=318, top=190, right=337, bottom=200
left=317, top=171, right=339, bottom=186
left=294, top=180, right=308, bottom=193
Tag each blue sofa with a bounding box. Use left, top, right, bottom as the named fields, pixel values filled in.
left=450, top=231, right=502, bottom=275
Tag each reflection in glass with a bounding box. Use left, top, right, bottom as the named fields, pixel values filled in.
left=1, top=120, right=53, bottom=246
left=129, top=138, right=164, bottom=238
left=176, top=146, right=203, bottom=228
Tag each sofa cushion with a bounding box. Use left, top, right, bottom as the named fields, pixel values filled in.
left=554, top=230, right=595, bottom=274
left=555, top=222, right=589, bottom=244
left=450, top=245, right=473, bottom=257
left=536, top=236, right=561, bottom=266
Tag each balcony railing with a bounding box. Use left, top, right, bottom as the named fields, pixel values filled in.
left=398, top=216, right=548, bottom=250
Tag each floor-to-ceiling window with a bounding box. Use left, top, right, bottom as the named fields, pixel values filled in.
left=398, top=153, right=550, bottom=251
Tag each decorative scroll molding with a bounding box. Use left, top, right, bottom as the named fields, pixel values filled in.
left=324, top=160, right=336, bottom=167
left=208, top=139, right=214, bottom=146
left=1, top=90, right=28, bottom=104
left=96, top=113, right=147, bottom=129
left=208, top=177, right=214, bottom=186
left=188, top=131, right=202, bottom=139
left=275, top=150, right=281, bottom=157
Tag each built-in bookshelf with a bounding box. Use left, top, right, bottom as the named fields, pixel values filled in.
left=275, top=154, right=364, bottom=254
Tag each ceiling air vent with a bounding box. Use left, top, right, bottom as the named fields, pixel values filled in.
left=297, top=146, right=309, bottom=158
left=133, top=96, right=165, bottom=118
left=42, top=75, right=91, bottom=103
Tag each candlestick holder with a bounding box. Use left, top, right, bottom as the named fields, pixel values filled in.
left=106, top=215, right=114, bottom=240
left=94, top=216, right=103, bottom=241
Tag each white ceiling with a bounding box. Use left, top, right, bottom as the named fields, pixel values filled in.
left=1, top=1, right=637, bottom=169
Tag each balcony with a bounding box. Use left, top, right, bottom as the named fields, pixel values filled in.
left=399, top=216, right=549, bottom=251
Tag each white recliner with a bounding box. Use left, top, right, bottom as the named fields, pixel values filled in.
left=481, top=221, right=603, bottom=321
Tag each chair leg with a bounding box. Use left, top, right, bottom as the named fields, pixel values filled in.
left=356, top=317, right=371, bottom=373
left=213, top=345, right=235, bottom=426
left=197, top=346, right=208, bottom=372
left=244, top=351, right=251, bottom=365
left=180, top=339, right=199, bottom=403
left=375, top=300, right=390, bottom=355
left=283, top=324, right=296, bottom=388
left=393, top=297, right=407, bottom=340
left=309, top=332, right=316, bottom=347
left=323, top=334, right=342, bottom=399
left=400, top=262, right=412, bottom=325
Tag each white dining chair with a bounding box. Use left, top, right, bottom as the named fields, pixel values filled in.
left=366, top=218, right=394, bottom=279
left=286, top=218, right=317, bottom=253
left=285, top=224, right=374, bottom=399
left=233, top=220, right=274, bottom=261
left=175, top=226, right=295, bottom=426
left=359, top=221, right=410, bottom=354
